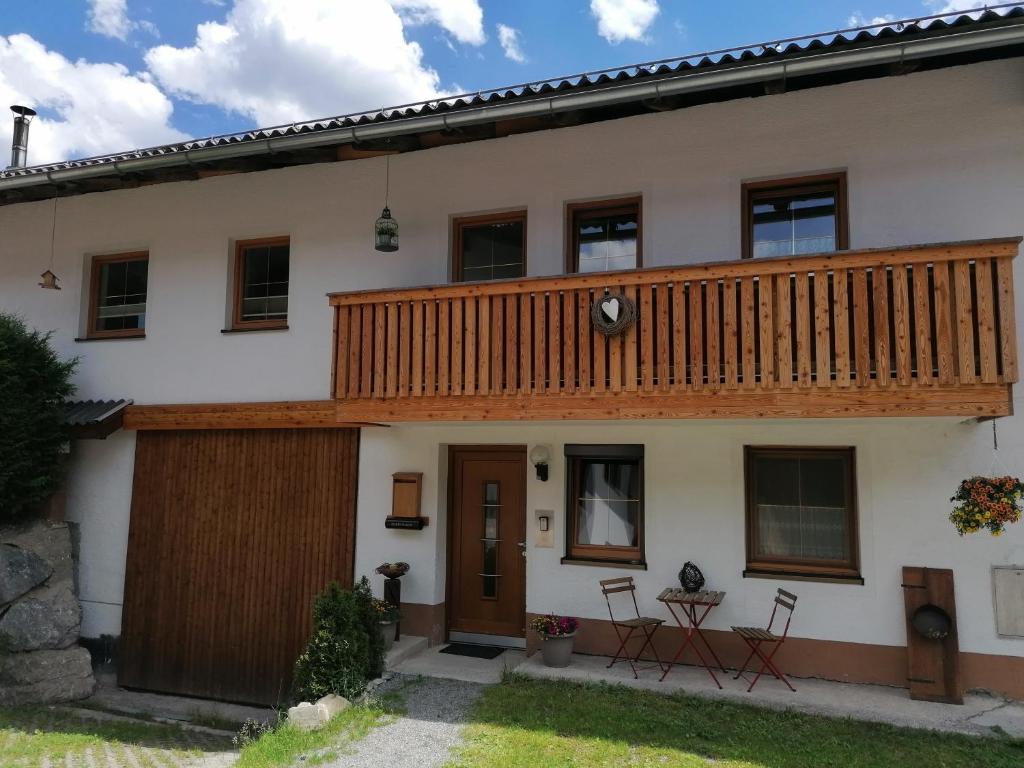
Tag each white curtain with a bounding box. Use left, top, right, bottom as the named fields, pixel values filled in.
left=757, top=503, right=846, bottom=560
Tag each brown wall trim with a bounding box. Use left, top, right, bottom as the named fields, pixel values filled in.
left=401, top=602, right=446, bottom=646
left=124, top=400, right=385, bottom=430
left=526, top=613, right=1024, bottom=700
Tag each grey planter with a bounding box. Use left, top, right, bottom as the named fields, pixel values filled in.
left=379, top=621, right=396, bottom=652
left=540, top=631, right=576, bottom=668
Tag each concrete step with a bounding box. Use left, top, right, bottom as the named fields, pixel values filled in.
left=385, top=635, right=428, bottom=670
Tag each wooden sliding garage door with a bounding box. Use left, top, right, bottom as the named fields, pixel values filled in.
left=119, top=428, right=359, bottom=705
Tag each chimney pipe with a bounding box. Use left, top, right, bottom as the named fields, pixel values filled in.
left=9, top=105, right=37, bottom=169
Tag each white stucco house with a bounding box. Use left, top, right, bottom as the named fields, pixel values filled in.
left=1, top=8, right=1023, bottom=705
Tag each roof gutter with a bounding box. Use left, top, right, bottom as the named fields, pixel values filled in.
left=3, top=22, right=1022, bottom=194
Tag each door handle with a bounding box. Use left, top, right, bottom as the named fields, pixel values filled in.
left=518, top=541, right=526, bottom=558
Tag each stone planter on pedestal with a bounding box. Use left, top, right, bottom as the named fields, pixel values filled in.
left=0, top=519, right=96, bottom=706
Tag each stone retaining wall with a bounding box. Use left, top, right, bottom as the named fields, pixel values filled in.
left=0, top=519, right=96, bottom=705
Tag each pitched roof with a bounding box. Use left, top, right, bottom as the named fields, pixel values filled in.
left=2, top=5, right=1022, bottom=203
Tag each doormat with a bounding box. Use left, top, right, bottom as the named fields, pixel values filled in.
left=439, top=643, right=505, bottom=660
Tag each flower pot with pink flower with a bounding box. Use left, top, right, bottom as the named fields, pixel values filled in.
left=530, top=614, right=580, bottom=668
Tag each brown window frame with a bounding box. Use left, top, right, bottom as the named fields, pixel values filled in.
left=741, top=172, right=849, bottom=260
left=86, top=251, right=149, bottom=340
left=451, top=210, right=528, bottom=283
left=744, top=445, right=861, bottom=582
left=563, top=444, right=645, bottom=566
left=565, top=196, right=643, bottom=274
left=231, top=236, right=290, bottom=331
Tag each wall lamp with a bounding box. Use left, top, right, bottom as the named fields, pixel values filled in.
left=529, top=444, right=551, bottom=481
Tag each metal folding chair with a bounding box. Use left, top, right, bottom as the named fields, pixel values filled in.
left=599, top=576, right=665, bottom=679
left=731, top=588, right=798, bottom=692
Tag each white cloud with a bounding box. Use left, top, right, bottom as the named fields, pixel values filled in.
left=87, top=0, right=133, bottom=40
left=847, top=12, right=896, bottom=27
left=497, top=24, right=525, bottom=63
left=145, top=0, right=467, bottom=126
left=0, top=33, right=186, bottom=165
left=389, top=0, right=486, bottom=45
left=590, top=0, right=660, bottom=44
left=923, top=1, right=992, bottom=17
left=87, top=0, right=160, bottom=41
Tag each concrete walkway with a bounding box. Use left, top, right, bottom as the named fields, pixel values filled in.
left=391, top=643, right=526, bottom=684
left=517, top=651, right=1024, bottom=738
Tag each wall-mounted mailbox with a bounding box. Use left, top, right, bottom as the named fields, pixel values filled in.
left=387, top=472, right=428, bottom=529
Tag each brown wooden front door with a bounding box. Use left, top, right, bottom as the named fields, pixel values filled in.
left=448, top=446, right=527, bottom=638
left=118, top=428, right=359, bottom=705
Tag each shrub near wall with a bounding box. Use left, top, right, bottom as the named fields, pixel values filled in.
left=292, top=577, right=385, bottom=702
left=0, top=312, right=76, bottom=521
left=0, top=314, right=94, bottom=705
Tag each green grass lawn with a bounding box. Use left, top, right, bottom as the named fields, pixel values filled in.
left=234, top=705, right=390, bottom=768
left=0, top=706, right=232, bottom=768
left=448, top=676, right=1024, bottom=768
left=0, top=693, right=395, bottom=768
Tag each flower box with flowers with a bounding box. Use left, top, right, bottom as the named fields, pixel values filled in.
left=949, top=476, right=1023, bottom=536
left=530, top=614, right=580, bottom=667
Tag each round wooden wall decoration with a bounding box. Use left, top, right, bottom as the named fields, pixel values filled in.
left=591, top=292, right=637, bottom=336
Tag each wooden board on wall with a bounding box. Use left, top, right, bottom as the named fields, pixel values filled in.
left=118, top=428, right=359, bottom=706
left=901, top=566, right=962, bottom=704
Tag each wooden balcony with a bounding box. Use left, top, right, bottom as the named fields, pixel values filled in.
left=329, top=238, right=1019, bottom=421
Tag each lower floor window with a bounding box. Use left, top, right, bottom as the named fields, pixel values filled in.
left=565, top=444, right=644, bottom=564
left=744, top=446, right=859, bottom=579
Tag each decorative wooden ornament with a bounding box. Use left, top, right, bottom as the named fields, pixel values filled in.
left=38, top=270, right=61, bottom=290
left=590, top=292, right=636, bottom=335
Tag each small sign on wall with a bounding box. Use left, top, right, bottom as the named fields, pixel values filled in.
left=386, top=472, right=428, bottom=529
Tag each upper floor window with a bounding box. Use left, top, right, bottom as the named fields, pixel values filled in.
left=744, top=446, right=860, bottom=581
left=233, top=237, right=289, bottom=330
left=452, top=211, right=526, bottom=282
left=88, top=252, right=148, bottom=339
left=742, top=172, right=848, bottom=259
left=564, top=444, right=644, bottom=565
left=566, top=197, right=641, bottom=273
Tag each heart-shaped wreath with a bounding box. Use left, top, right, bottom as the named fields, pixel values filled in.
left=590, top=292, right=637, bottom=335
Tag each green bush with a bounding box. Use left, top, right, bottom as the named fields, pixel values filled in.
left=0, top=313, right=76, bottom=523
left=291, top=577, right=385, bottom=702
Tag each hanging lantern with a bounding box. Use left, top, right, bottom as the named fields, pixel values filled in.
left=374, top=206, right=399, bottom=252
left=373, top=154, right=399, bottom=252
left=38, top=269, right=61, bottom=290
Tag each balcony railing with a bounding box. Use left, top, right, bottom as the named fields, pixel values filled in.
left=329, top=238, right=1018, bottom=421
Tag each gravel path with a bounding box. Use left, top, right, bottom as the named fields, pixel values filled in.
left=326, top=675, right=485, bottom=768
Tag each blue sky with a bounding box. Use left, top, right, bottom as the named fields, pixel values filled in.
left=0, top=1, right=994, bottom=164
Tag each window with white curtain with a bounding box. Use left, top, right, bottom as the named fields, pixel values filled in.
left=745, top=446, right=860, bottom=580
left=565, top=444, right=644, bottom=564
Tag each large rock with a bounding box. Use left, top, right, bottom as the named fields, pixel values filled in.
left=0, top=520, right=74, bottom=585
left=0, top=646, right=96, bottom=706
left=287, top=694, right=351, bottom=731
left=0, top=580, right=81, bottom=651
left=0, top=544, right=52, bottom=605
